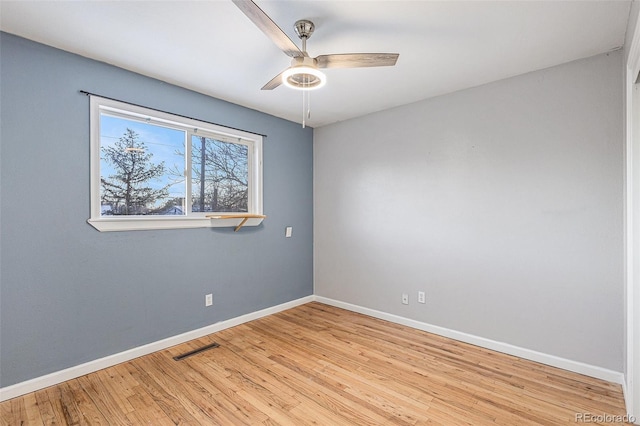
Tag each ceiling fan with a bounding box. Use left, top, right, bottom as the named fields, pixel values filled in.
left=232, top=0, right=400, bottom=91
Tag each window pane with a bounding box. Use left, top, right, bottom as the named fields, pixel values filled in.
left=100, top=114, right=186, bottom=216
left=191, top=136, right=249, bottom=213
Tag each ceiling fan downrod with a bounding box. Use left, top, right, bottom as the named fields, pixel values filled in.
left=293, top=19, right=315, bottom=54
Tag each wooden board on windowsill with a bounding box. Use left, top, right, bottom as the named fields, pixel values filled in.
left=205, top=214, right=266, bottom=232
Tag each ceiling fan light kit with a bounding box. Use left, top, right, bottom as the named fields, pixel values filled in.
left=282, top=57, right=326, bottom=90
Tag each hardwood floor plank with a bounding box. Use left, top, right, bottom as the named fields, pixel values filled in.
left=97, top=365, right=137, bottom=413
left=0, top=392, right=27, bottom=425
left=22, top=392, right=44, bottom=425
left=33, top=389, right=61, bottom=426
left=125, top=391, right=175, bottom=426
left=67, top=377, right=112, bottom=425
left=0, top=302, right=629, bottom=425
left=52, top=381, right=89, bottom=425
left=76, top=374, right=132, bottom=425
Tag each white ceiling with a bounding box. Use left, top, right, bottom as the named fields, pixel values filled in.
left=0, top=1, right=632, bottom=128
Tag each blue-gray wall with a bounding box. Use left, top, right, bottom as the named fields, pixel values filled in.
left=0, top=32, right=313, bottom=387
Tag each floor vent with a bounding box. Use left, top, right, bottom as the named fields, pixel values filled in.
left=173, top=342, right=220, bottom=361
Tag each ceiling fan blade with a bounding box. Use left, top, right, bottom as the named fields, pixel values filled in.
left=316, top=53, right=399, bottom=69
left=261, top=70, right=286, bottom=90
left=232, top=0, right=303, bottom=58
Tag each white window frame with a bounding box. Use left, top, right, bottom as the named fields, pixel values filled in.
left=88, top=96, right=263, bottom=232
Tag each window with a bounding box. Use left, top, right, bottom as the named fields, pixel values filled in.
left=88, top=96, right=263, bottom=231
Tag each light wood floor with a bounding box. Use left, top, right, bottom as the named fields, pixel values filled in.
left=1, top=302, right=630, bottom=425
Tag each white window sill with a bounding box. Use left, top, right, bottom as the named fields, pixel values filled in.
left=87, top=216, right=265, bottom=232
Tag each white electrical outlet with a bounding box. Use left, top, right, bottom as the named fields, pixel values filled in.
left=402, top=293, right=409, bottom=305
left=285, top=226, right=293, bottom=238
left=418, top=291, right=426, bottom=304
left=205, top=293, right=213, bottom=307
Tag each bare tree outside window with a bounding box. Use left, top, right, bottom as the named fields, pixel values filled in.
left=191, top=136, right=249, bottom=213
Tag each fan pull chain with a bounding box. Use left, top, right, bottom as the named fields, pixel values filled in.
left=302, top=75, right=311, bottom=128
left=302, top=90, right=306, bottom=128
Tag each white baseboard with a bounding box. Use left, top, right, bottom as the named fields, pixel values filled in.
left=623, top=379, right=640, bottom=425
left=315, top=296, right=626, bottom=386
left=0, top=296, right=314, bottom=402
left=0, top=294, right=626, bottom=403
